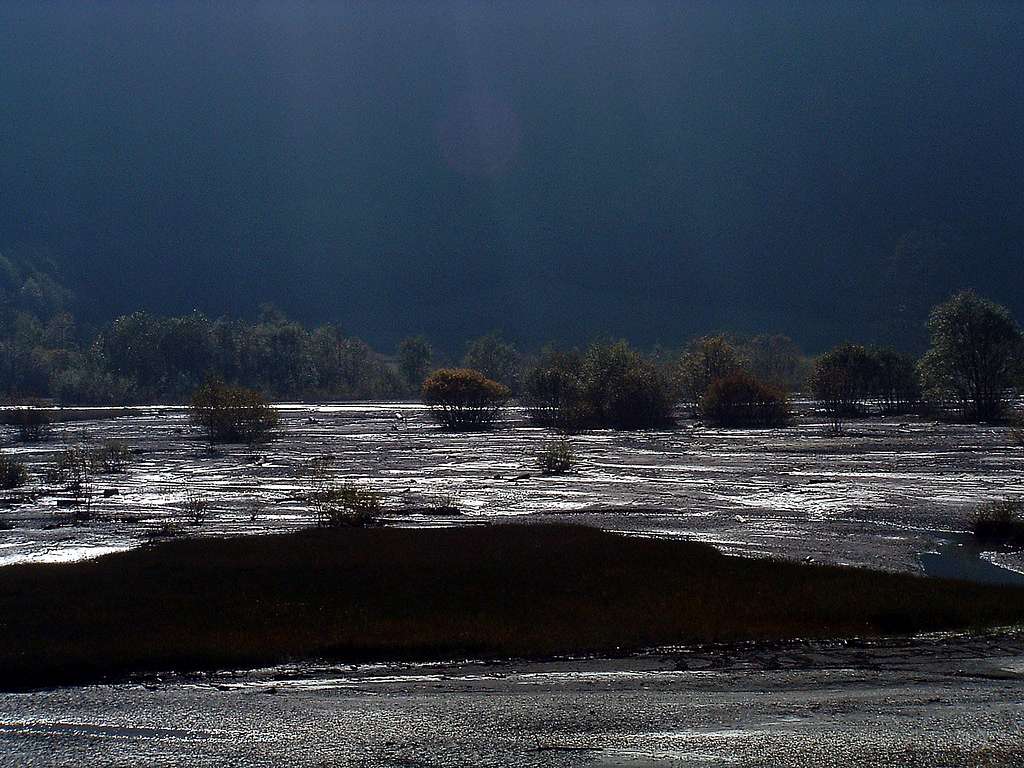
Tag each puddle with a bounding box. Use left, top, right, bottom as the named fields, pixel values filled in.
left=919, top=537, right=1024, bottom=586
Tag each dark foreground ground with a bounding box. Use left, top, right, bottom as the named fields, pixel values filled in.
left=3, top=524, right=1024, bottom=690
left=2, top=631, right=1024, bottom=767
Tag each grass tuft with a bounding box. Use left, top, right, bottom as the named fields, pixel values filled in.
left=972, top=498, right=1024, bottom=548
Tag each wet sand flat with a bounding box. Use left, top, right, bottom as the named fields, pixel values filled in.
left=2, top=632, right=1023, bottom=767
left=1, top=402, right=1022, bottom=575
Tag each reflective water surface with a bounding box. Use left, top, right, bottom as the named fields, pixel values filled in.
left=1, top=403, right=1022, bottom=575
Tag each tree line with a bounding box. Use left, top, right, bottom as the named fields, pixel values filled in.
left=423, top=291, right=1024, bottom=431
left=2, top=252, right=1022, bottom=425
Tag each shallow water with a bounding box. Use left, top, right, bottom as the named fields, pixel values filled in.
left=1, top=402, right=1022, bottom=575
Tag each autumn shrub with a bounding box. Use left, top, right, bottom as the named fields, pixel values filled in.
left=189, top=379, right=278, bottom=444
left=677, top=335, right=747, bottom=412
left=421, top=368, right=510, bottom=430
left=700, top=371, right=789, bottom=428
left=604, top=361, right=675, bottom=429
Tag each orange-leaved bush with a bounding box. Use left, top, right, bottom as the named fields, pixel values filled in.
left=421, top=368, right=510, bottom=430
left=700, top=371, right=789, bottom=428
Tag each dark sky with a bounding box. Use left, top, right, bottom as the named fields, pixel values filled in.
left=2, top=2, right=1022, bottom=352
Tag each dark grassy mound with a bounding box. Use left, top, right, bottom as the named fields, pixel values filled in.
left=2, top=524, right=1024, bottom=689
